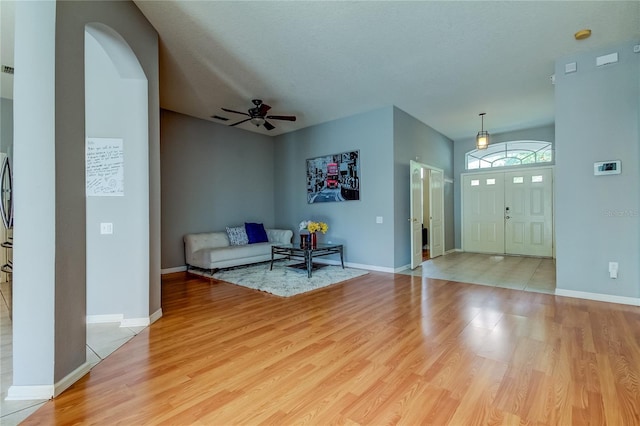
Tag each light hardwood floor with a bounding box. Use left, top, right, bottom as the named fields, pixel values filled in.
left=21, top=270, right=640, bottom=425
left=0, top=278, right=146, bottom=425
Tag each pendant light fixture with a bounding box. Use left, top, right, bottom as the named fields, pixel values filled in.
left=476, top=112, right=489, bottom=150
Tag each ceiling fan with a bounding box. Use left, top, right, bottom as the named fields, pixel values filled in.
left=220, top=99, right=296, bottom=131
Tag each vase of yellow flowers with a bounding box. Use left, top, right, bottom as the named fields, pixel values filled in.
left=299, top=220, right=328, bottom=248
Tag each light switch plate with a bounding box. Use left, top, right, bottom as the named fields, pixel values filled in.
left=100, top=222, right=113, bottom=234
left=564, top=62, right=577, bottom=74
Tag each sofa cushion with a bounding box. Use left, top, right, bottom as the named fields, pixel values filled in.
left=245, top=222, right=268, bottom=244
left=199, top=242, right=273, bottom=263
left=226, top=226, right=248, bottom=246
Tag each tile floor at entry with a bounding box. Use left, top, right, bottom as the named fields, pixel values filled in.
left=0, top=280, right=146, bottom=426
left=398, top=251, right=556, bottom=294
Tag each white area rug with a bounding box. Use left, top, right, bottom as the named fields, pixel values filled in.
left=189, top=260, right=368, bottom=297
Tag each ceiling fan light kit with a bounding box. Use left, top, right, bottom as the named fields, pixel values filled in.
left=476, top=112, right=490, bottom=150
left=250, top=117, right=265, bottom=126
left=220, top=99, right=296, bottom=131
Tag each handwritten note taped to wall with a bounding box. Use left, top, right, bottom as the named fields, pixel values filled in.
left=86, top=138, right=124, bottom=196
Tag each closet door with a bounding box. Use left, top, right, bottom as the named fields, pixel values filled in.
left=504, top=169, right=553, bottom=256
left=462, top=173, right=505, bottom=254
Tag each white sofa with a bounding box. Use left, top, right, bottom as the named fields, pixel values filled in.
left=184, top=228, right=293, bottom=272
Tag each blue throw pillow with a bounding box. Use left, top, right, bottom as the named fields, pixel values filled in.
left=245, top=222, right=268, bottom=244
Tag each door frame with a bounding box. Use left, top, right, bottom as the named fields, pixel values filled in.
left=410, top=161, right=445, bottom=269
left=461, top=165, right=555, bottom=257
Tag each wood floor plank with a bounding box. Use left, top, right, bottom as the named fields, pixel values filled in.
left=21, top=271, right=640, bottom=425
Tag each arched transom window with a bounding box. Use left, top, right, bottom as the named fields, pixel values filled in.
left=466, top=140, right=553, bottom=170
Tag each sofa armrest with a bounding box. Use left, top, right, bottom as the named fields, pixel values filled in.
left=267, top=229, right=293, bottom=244
left=184, top=232, right=230, bottom=265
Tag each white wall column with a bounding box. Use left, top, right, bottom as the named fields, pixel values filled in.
left=8, top=0, right=57, bottom=399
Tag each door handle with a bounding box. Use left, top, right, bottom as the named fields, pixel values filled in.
left=506, top=215, right=511, bottom=219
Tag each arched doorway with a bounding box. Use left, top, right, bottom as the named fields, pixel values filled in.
left=84, top=23, right=150, bottom=326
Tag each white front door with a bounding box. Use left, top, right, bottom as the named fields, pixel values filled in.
left=429, top=168, right=444, bottom=258
left=462, top=173, right=506, bottom=254
left=410, top=161, right=423, bottom=269
left=462, top=168, right=553, bottom=257
left=504, top=169, right=553, bottom=256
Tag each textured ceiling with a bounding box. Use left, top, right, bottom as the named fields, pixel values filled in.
left=133, top=1, right=639, bottom=140
left=2, top=2, right=639, bottom=140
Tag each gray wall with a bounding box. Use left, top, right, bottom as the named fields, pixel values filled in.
left=13, top=0, right=160, bottom=389
left=161, top=110, right=275, bottom=268
left=274, top=107, right=395, bottom=269
left=392, top=107, right=454, bottom=266
left=53, top=0, right=159, bottom=382
left=163, top=105, right=454, bottom=271
left=453, top=124, right=555, bottom=249
left=555, top=40, right=639, bottom=298
left=85, top=25, right=150, bottom=321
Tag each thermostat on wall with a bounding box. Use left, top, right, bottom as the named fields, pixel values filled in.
left=594, top=160, right=621, bottom=175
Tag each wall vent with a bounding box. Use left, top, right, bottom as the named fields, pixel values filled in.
left=2, top=65, right=14, bottom=75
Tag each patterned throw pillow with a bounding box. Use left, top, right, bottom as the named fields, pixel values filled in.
left=226, top=226, right=249, bottom=246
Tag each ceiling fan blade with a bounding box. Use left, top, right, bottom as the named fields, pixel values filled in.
left=266, top=115, right=297, bottom=122
left=230, top=118, right=251, bottom=127
left=222, top=107, right=250, bottom=116
left=258, top=103, right=272, bottom=116
left=263, top=120, right=275, bottom=131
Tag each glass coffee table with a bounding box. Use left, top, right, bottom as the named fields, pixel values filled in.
left=270, top=243, right=344, bottom=278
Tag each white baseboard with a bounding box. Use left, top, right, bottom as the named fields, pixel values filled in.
left=313, top=258, right=395, bottom=273
left=161, top=265, right=187, bottom=274
left=121, top=317, right=150, bottom=328
left=149, top=308, right=163, bottom=324
left=6, top=385, right=53, bottom=401
left=555, top=289, right=640, bottom=306
left=6, top=361, right=94, bottom=401
left=394, top=264, right=411, bottom=273
left=54, top=361, right=92, bottom=398
left=348, top=261, right=394, bottom=273
left=88, top=312, right=160, bottom=328
left=86, top=314, right=123, bottom=324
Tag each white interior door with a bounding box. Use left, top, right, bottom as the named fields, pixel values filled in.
left=462, top=173, right=505, bottom=254
left=410, top=161, right=423, bottom=269
left=505, top=169, right=553, bottom=256
left=429, top=169, right=444, bottom=258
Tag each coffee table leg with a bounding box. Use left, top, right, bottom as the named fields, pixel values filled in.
left=270, top=247, right=274, bottom=270
left=306, top=251, right=312, bottom=278
left=340, top=246, right=344, bottom=269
